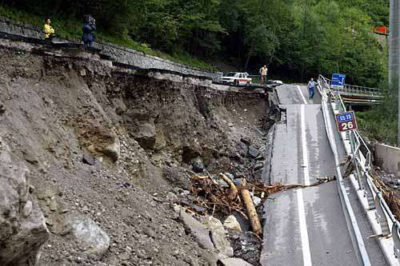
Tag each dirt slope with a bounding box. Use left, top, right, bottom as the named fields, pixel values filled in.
left=0, top=47, right=271, bottom=265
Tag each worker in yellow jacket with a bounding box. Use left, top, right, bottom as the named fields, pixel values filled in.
left=44, top=18, right=55, bottom=39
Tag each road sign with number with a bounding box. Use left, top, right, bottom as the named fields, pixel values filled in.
left=336, top=111, right=357, bottom=132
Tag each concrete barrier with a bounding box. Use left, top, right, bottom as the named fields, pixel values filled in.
left=0, top=16, right=218, bottom=80
left=374, top=143, right=400, bottom=177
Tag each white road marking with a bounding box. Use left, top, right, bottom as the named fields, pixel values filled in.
left=297, top=85, right=308, bottom=104
left=299, top=103, right=312, bottom=265
left=300, top=105, right=310, bottom=186
left=297, top=189, right=313, bottom=266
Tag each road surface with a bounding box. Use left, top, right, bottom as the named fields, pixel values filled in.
left=260, top=84, right=386, bottom=265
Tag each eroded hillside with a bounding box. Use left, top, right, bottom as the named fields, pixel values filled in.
left=0, top=47, right=275, bottom=265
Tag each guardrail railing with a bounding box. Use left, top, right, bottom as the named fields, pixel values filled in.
left=321, top=76, right=382, bottom=96
left=318, top=74, right=400, bottom=265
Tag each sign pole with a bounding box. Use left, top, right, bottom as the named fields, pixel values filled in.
left=390, top=0, right=400, bottom=146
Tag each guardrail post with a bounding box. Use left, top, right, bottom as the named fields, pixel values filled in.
left=392, top=223, right=400, bottom=260
left=355, top=163, right=364, bottom=190
left=375, top=193, right=391, bottom=236
left=365, top=177, right=376, bottom=210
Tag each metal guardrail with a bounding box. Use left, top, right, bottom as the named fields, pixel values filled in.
left=322, top=76, right=382, bottom=96
left=318, top=74, right=400, bottom=265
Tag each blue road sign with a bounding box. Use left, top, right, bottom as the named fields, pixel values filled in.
left=331, top=73, right=346, bottom=87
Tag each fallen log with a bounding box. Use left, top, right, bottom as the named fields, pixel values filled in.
left=240, top=179, right=262, bottom=236
left=220, top=173, right=238, bottom=201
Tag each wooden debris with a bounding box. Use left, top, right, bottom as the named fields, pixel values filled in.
left=219, top=173, right=238, bottom=201
left=240, top=179, right=262, bottom=236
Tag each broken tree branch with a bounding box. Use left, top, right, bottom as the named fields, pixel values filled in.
left=240, top=179, right=262, bottom=236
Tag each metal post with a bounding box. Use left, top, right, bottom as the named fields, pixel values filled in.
left=390, top=0, right=400, bottom=146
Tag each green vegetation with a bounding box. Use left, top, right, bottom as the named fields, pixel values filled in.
left=0, top=5, right=216, bottom=71
left=357, top=80, right=397, bottom=145
left=0, top=0, right=389, bottom=85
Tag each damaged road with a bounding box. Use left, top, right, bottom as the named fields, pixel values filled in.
left=260, top=85, right=386, bottom=265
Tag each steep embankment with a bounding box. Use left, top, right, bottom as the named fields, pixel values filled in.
left=0, top=46, right=272, bottom=265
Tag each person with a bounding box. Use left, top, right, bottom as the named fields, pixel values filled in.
left=82, top=15, right=96, bottom=49
left=308, top=77, right=316, bottom=100
left=259, top=65, right=268, bottom=84
left=43, top=17, right=55, bottom=40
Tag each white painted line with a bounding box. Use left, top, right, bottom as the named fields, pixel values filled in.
left=300, top=105, right=310, bottom=186
left=297, top=189, right=313, bottom=266
left=297, top=85, right=308, bottom=104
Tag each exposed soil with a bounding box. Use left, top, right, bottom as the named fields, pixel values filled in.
left=0, top=46, right=274, bottom=265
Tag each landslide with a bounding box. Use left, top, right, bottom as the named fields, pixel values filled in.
left=0, top=47, right=271, bottom=265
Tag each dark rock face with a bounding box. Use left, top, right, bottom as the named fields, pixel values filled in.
left=0, top=139, right=49, bottom=266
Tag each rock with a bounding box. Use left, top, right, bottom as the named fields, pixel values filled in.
left=179, top=210, right=215, bottom=251
left=254, top=162, right=264, bottom=171
left=225, top=173, right=234, bottom=180
left=82, top=154, right=95, bottom=166
left=0, top=140, right=49, bottom=265
left=133, top=122, right=156, bottom=150
left=233, top=179, right=243, bottom=186
left=248, top=146, right=259, bottom=159
left=192, top=157, right=205, bottom=173
left=240, top=138, right=251, bottom=146
left=22, top=200, right=33, bottom=217
left=22, top=150, right=39, bottom=165
left=232, top=212, right=250, bottom=232
left=218, top=257, right=253, bottom=266
left=252, top=196, right=261, bottom=207
left=203, top=217, right=234, bottom=257
left=223, top=215, right=242, bottom=232
left=237, top=142, right=248, bottom=157
left=166, top=192, right=178, bottom=203
left=68, top=215, right=110, bottom=257
left=102, top=138, right=120, bottom=162
left=190, top=205, right=207, bottom=214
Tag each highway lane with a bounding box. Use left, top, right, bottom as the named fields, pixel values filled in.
left=260, top=84, right=386, bottom=265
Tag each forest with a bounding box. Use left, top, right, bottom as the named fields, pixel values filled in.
left=0, top=0, right=390, bottom=86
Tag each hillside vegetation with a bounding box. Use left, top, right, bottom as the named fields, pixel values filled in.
left=1, top=0, right=389, bottom=85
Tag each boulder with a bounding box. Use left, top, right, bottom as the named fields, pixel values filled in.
left=203, top=217, right=234, bottom=257
left=179, top=210, right=215, bottom=251
left=0, top=140, right=49, bottom=265
left=68, top=215, right=110, bottom=257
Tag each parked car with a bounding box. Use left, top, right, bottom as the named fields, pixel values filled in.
left=221, top=72, right=252, bottom=86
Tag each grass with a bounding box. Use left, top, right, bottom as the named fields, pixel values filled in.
left=0, top=5, right=217, bottom=71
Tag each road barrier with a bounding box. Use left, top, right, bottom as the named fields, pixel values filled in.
left=318, top=75, right=400, bottom=266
